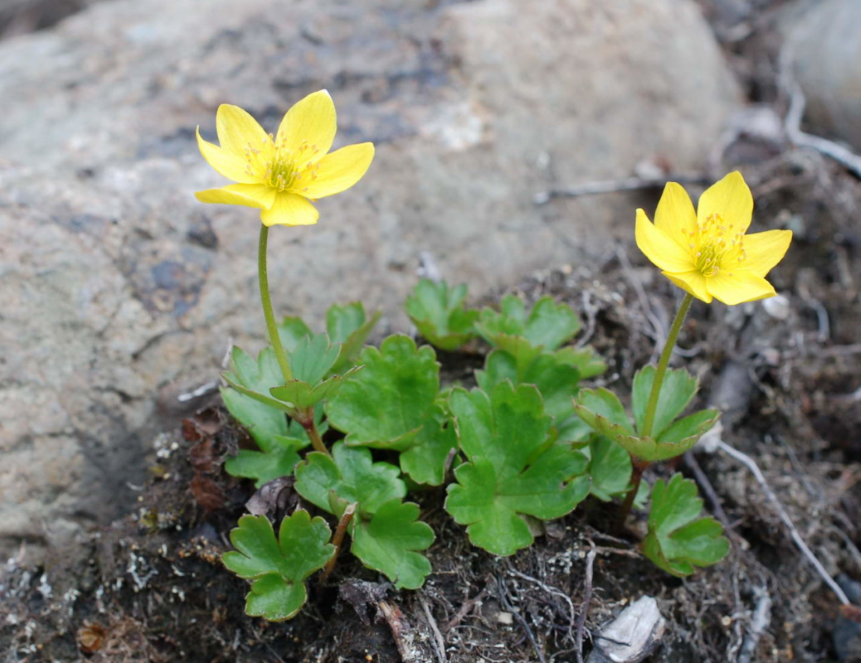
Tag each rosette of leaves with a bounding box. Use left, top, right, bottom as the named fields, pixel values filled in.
left=223, top=333, right=358, bottom=421
left=222, top=511, right=334, bottom=621
left=475, top=294, right=582, bottom=353
left=642, top=474, right=730, bottom=576
left=445, top=382, right=591, bottom=556
left=405, top=279, right=479, bottom=351
left=278, top=301, right=381, bottom=375
left=294, top=442, right=434, bottom=589
left=325, top=335, right=457, bottom=486
left=573, top=366, right=719, bottom=461
left=476, top=344, right=606, bottom=440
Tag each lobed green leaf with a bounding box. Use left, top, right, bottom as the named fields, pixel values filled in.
left=642, top=474, right=730, bottom=577
left=222, top=511, right=334, bottom=621
left=405, top=279, right=479, bottom=351
left=476, top=295, right=581, bottom=352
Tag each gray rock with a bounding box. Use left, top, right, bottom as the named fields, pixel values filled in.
left=781, top=0, right=861, bottom=150
left=0, top=0, right=740, bottom=560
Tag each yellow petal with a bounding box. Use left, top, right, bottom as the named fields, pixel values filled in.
left=740, top=229, right=792, bottom=278
left=275, top=90, right=337, bottom=163
left=706, top=271, right=776, bottom=306
left=260, top=193, right=320, bottom=227
left=655, top=182, right=697, bottom=247
left=697, top=171, right=753, bottom=233
left=300, top=143, right=375, bottom=199
left=662, top=270, right=712, bottom=303
left=195, top=184, right=277, bottom=209
left=636, top=209, right=696, bottom=273
left=216, top=105, right=268, bottom=158
left=196, top=127, right=258, bottom=184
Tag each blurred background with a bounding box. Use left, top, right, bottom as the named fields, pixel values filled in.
left=1, top=0, right=859, bottom=568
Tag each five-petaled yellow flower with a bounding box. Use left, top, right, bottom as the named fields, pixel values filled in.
left=636, top=171, right=792, bottom=305
left=195, top=90, right=375, bottom=227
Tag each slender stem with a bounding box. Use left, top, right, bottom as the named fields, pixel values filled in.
left=303, top=418, right=331, bottom=457
left=258, top=224, right=293, bottom=382
left=321, top=502, right=357, bottom=582
left=640, top=293, right=694, bottom=439
left=616, top=458, right=649, bottom=531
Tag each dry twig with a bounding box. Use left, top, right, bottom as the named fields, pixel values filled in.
left=737, top=587, right=772, bottom=663
left=717, top=440, right=850, bottom=606
left=575, top=546, right=597, bottom=663
left=419, top=594, right=448, bottom=663
left=497, top=575, right=547, bottom=663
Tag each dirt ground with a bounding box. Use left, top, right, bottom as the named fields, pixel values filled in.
left=3, top=2, right=861, bottom=662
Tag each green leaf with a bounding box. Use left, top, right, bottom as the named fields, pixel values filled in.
left=289, top=334, right=341, bottom=386
left=327, top=302, right=381, bottom=374
left=445, top=382, right=591, bottom=556
left=476, top=295, right=581, bottom=352
left=477, top=349, right=582, bottom=422
left=587, top=436, right=633, bottom=501
left=277, top=317, right=313, bottom=353
left=326, top=335, right=439, bottom=451
left=399, top=416, right=458, bottom=486
left=555, top=345, right=607, bottom=379
left=350, top=499, right=434, bottom=590
left=221, top=384, right=287, bottom=449
left=294, top=442, right=406, bottom=517
left=642, top=474, right=730, bottom=577
left=222, top=512, right=334, bottom=621
left=223, top=346, right=292, bottom=413
left=225, top=436, right=308, bottom=487
left=632, top=366, right=698, bottom=437
left=270, top=367, right=359, bottom=411
left=573, top=388, right=717, bottom=462
left=404, top=279, right=479, bottom=351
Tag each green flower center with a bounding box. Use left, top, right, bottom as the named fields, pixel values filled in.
left=264, top=137, right=321, bottom=192
left=682, top=213, right=747, bottom=277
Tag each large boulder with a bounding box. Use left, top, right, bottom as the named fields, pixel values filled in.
left=0, top=0, right=740, bottom=559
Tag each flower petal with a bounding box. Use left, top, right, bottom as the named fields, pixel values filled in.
left=662, top=271, right=712, bottom=303
left=741, top=229, right=792, bottom=278
left=216, top=104, right=269, bottom=158
left=195, top=184, right=277, bottom=209
left=636, top=209, right=696, bottom=273
left=275, top=90, right=337, bottom=162
left=706, top=271, right=776, bottom=306
left=300, top=143, right=375, bottom=199
left=196, top=127, right=258, bottom=184
left=697, top=171, right=753, bottom=233
left=260, top=193, right=320, bottom=227
left=655, top=182, right=697, bottom=244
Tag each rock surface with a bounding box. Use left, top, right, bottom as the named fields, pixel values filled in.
left=0, top=0, right=739, bottom=559
left=781, top=0, right=861, bottom=151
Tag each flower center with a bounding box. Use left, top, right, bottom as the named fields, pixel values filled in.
left=682, top=213, right=746, bottom=277
left=243, top=135, right=322, bottom=193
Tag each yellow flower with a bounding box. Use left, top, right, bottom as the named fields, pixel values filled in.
left=195, top=90, right=375, bottom=227
left=636, top=171, right=792, bottom=305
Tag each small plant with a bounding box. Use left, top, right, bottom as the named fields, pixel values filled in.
left=195, top=92, right=790, bottom=619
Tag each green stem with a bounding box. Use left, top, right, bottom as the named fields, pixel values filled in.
left=303, top=418, right=331, bottom=457
left=640, top=293, right=694, bottom=439
left=258, top=224, right=293, bottom=382
left=616, top=457, right=649, bottom=532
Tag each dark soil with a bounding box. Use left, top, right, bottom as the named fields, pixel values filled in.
left=3, top=2, right=861, bottom=662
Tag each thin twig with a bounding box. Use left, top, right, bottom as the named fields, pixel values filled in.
left=737, top=587, right=772, bottom=663
left=533, top=174, right=707, bottom=205
left=574, top=546, right=597, bottom=663
left=419, top=594, right=447, bottom=663
left=684, top=451, right=731, bottom=529
left=785, top=82, right=861, bottom=178
left=444, top=587, right=488, bottom=633
left=497, top=575, right=546, bottom=663
left=717, top=440, right=850, bottom=605
left=321, top=503, right=357, bottom=582
left=506, top=564, right=576, bottom=644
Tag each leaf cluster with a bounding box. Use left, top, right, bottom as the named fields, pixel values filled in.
left=219, top=286, right=729, bottom=622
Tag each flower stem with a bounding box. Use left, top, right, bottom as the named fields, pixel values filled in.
left=322, top=502, right=357, bottom=582
left=302, top=418, right=331, bottom=457
left=258, top=224, right=293, bottom=383
left=639, top=293, right=694, bottom=439
left=616, top=457, right=649, bottom=531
